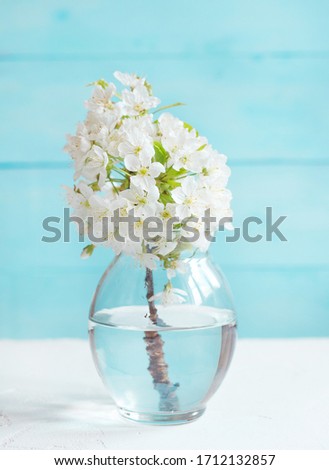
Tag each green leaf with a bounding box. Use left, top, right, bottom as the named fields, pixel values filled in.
left=153, top=102, right=186, bottom=114
left=166, top=179, right=181, bottom=189
left=144, top=80, right=153, bottom=95
left=184, top=121, right=199, bottom=136
left=154, top=141, right=168, bottom=165
left=89, top=181, right=101, bottom=191
left=197, top=143, right=207, bottom=151
left=165, top=166, right=187, bottom=180
left=86, top=78, right=109, bottom=89
left=159, top=191, right=174, bottom=204
left=81, top=244, right=95, bottom=259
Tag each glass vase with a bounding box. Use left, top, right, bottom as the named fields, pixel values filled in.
left=89, top=251, right=237, bottom=425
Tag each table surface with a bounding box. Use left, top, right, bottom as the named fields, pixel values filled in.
left=0, top=338, right=328, bottom=450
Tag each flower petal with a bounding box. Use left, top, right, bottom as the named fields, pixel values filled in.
left=124, top=155, right=140, bottom=172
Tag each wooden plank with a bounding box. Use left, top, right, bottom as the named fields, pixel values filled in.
left=1, top=266, right=328, bottom=338
left=0, top=165, right=328, bottom=269
left=1, top=58, right=329, bottom=163
left=0, top=164, right=328, bottom=339
left=1, top=0, right=329, bottom=55
left=226, top=266, right=329, bottom=338
left=216, top=163, right=329, bottom=267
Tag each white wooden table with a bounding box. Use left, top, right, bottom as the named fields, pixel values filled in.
left=0, top=339, right=328, bottom=450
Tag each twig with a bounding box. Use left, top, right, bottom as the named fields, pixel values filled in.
left=144, top=268, right=179, bottom=412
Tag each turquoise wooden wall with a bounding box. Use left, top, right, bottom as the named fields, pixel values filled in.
left=1, top=0, right=328, bottom=338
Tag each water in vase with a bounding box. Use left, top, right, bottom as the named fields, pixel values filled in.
left=89, top=305, right=236, bottom=422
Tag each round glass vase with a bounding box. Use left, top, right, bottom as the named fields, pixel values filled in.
left=89, top=251, right=237, bottom=425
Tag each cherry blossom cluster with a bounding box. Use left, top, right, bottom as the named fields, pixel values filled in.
left=64, top=71, right=232, bottom=288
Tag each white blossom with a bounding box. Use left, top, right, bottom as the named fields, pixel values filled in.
left=199, top=147, right=231, bottom=186
left=151, top=284, right=187, bottom=306
left=114, top=71, right=144, bottom=89
left=121, top=114, right=156, bottom=139
left=121, top=83, right=160, bottom=116
left=64, top=181, right=93, bottom=219
left=166, top=259, right=187, bottom=279
left=64, top=131, right=91, bottom=159
left=74, top=144, right=108, bottom=187
left=121, top=184, right=160, bottom=218
left=124, top=154, right=164, bottom=190
left=153, top=239, right=177, bottom=256
left=158, top=113, right=207, bottom=171
left=83, top=112, right=118, bottom=145
left=128, top=248, right=159, bottom=270
left=85, top=84, right=117, bottom=114
left=118, top=129, right=155, bottom=161
left=171, top=177, right=204, bottom=219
